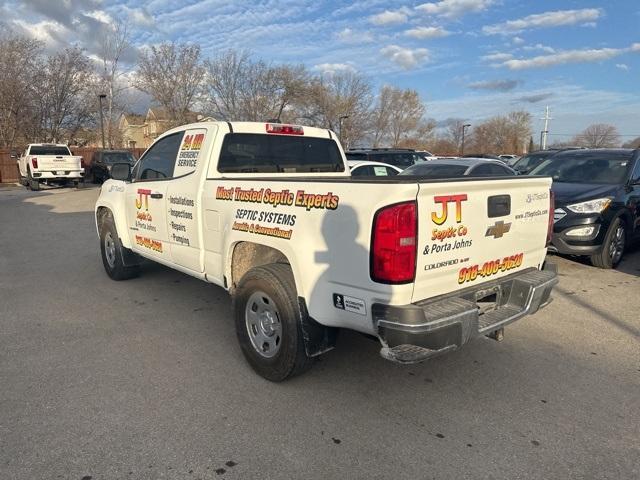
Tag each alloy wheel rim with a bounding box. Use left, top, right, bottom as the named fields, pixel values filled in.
left=104, top=232, right=116, bottom=268
left=245, top=291, right=282, bottom=358
left=608, top=225, right=625, bottom=264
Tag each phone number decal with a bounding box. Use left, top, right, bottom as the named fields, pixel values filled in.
left=457, top=253, right=523, bottom=284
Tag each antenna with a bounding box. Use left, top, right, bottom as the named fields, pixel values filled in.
left=540, top=106, right=552, bottom=150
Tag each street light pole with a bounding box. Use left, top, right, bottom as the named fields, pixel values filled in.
left=461, top=123, right=471, bottom=155
left=98, top=94, right=107, bottom=149
left=338, top=115, right=349, bottom=146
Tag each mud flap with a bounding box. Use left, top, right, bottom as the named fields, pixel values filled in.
left=298, top=297, right=338, bottom=357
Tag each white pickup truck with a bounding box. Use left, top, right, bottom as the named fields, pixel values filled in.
left=16, top=143, right=84, bottom=190
left=95, top=121, right=558, bottom=381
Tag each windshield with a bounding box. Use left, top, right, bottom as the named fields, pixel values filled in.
left=371, top=153, right=421, bottom=168
left=530, top=152, right=633, bottom=184
left=400, top=163, right=468, bottom=178
left=103, top=152, right=135, bottom=163
left=218, top=133, right=344, bottom=173
left=513, top=154, right=548, bottom=173
left=29, top=146, right=71, bottom=156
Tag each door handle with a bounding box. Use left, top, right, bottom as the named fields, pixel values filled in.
left=150, top=193, right=163, bottom=199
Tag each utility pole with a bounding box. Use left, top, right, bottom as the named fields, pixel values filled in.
left=540, top=106, right=552, bottom=150
left=98, top=94, right=107, bottom=149
left=460, top=123, right=471, bottom=155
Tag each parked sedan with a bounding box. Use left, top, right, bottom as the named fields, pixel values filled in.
left=89, top=150, right=137, bottom=183
left=399, top=158, right=516, bottom=178
left=348, top=160, right=401, bottom=177
left=530, top=148, right=640, bottom=268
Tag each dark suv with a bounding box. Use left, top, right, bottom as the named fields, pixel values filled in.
left=345, top=148, right=427, bottom=170
left=530, top=149, right=640, bottom=268
left=89, top=150, right=137, bottom=183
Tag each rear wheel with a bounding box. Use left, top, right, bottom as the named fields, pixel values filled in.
left=234, top=264, right=313, bottom=381
left=99, top=211, right=140, bottom=280
left=27, top=168, right=40, bottom=191
left=591, top=218, right=626, bottom=269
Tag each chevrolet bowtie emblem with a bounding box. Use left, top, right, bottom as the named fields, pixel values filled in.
left=485, top=220, right=511, bottom=239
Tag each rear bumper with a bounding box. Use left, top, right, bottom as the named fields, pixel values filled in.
left=33, top=169, right=84, bottom=180
left=372, top=264, right=558, bottom=363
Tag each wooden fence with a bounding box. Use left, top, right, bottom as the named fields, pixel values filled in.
left=0, top=147, right=145, bottom=183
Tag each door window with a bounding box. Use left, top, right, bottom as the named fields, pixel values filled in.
left=630, top=158, right=640, bottom=182
left=351, top=165, right=373, bottom=176
left=135, top=132, right=183, bottom=181
left=472, top=163, right=514, bottom=176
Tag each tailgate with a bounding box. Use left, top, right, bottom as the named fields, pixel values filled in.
left=37, top=155, right=81, bottom=171
left=412, top=177, right=552, bottom=303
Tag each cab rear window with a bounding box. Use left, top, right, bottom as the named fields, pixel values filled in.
left=218, top=134, right=344, bottom=173
left=29, top=146, right=71, bottom=156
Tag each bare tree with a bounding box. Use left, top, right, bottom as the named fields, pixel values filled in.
left=0, top=33, right=42, bottom=146
left=203, top=50, right=310, bottom=122
left=468, top=111, right=532, bottom=154
left=370, top=85, right=393, bottom=147
left=136, top=43, right=205, bottom=125
left=506, top=110, right=532, bottom=153
left=444, top=118, right=467, bottom=152
left=573, top=124, right=620, bottom=148
left=298, top=71, right=372, bottom=147
left=98, top=19, right=132, bottom=147
left=37, top=47, right=94, bottom=143
left=398, top=119, right=437, bottom=149
left=387, top=88, right=425, bottom=147
left=622, top=136, right=640, bottom=149
left=203, top=49, right=251, bottom=120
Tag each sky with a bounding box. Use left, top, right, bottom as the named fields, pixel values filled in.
left=2, top=0, right=639, bottom=141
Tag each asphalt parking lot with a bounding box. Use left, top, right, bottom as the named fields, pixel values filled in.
left=1, top=185, right=639, bottom=480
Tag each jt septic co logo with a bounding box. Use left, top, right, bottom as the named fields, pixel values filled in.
left=136, top=189, right=151, bottom=210
left=431, top=194, right=468, bottom=225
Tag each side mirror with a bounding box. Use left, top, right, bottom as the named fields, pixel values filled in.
left=111, top=163, right=132, bottom=182
left=10, top=151, right=17, bottom=159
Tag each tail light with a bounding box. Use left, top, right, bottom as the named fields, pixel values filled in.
left=266, top=123, right=304, bottom=135
left=371, top=201, right=417, bottom=283
left=80, top=157, right=85, bottom=168
left=546, top=190, right=555, bottom=246
left=31, top=157, right=38, bottom=169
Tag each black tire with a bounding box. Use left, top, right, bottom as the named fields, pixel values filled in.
left=27, top=168, right=40, bottom=191
left=99, top=211, right=140, bottom=281
left=234, top=264, right=313, bottom=381
left=590, top=217, right=626, bottom=269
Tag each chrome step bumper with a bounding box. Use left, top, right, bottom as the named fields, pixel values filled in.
left=374, top=264, right=558, bottom=364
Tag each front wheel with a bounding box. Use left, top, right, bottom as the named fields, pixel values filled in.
left=99, top=212, right=140, bottom=280
left=234, top=264, right=313, bottom=381
left=591, top=218, right=626, bottom=269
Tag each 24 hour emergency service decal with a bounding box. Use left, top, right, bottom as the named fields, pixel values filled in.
left=174, top=129, right=206, bottom=177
